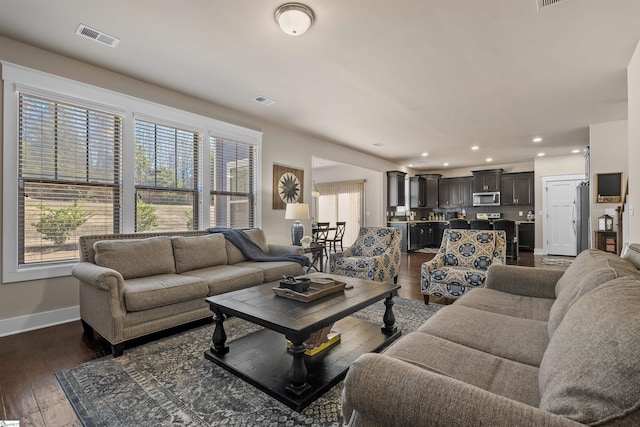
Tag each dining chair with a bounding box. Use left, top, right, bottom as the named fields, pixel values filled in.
left=326, top=221, right=346, bottom=253
left=313, top=222, right=331, bottom=259
left=470, top=219, right=492, bottom=230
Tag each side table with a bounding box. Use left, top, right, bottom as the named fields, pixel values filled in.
left=303, top=243, right=325, bottom=272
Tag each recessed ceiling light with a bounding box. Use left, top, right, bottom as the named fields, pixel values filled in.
left=471, top=146, right=479, bottom=150
left=443, top=163, right=449, bottom=167
left=533, top=137, right=543, bottom=143
left=408, top=164, right=414, bottom=167
left=421, top=152, right=428, bottom=157
left=537, top=152, right=545, bottom=157
left=571, top=149, right=580, bottom=153
left=486, top=157, right=493, bottom=162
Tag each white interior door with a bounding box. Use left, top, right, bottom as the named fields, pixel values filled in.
left=546, top=179, right=580, bottom=256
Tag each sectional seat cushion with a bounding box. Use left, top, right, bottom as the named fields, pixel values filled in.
left=539, top=277, right=640, bottom=424
left=185, top=264, right=265, bottom=295
left=171, top=234, right=228, bottom=273
left=122, top=274, right=208, bottom=312
left=456, top=288, right=554, bottom=321
left=225, top=229, right=270, bottom=264
left=384, top=332, right=541, bottom=407
left=94, top=236, right=175, bottom=279
left=418, top=305, right=549, bottom=367
left=548, top=249, right=640, bottom=335
left=235, top=260, right=304, bottom=282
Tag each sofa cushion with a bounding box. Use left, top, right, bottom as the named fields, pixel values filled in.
left=235, top=260, right=304, bottom=282
left=171, top=234, right=228, bottom=273
left=185, top=264, right=265, bottom=295
left=123, top=274, right=208, bottom=312
left=548, top=250, right=640, bottom=336
left=94, top=237, right=175, bottom=279
left=444, top=230, right=497, bottom=270
left=539, top=277, right=640, bottom=425
left=456, top=288, right=554, bottom=321
left=418, top=305, right=549, bottom=367
left=226, top=229, right=270, bottom=265
left=384, top=332, right=541, bottom=407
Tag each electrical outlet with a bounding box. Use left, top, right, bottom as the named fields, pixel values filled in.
left=519, top=211, right=523, bottom=216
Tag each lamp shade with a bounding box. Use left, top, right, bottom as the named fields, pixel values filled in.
left=285, top=203, right=309, bottom=220
left=275, top=3, right=315, bottom=36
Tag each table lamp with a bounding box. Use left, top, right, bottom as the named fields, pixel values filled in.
left=285, top=203, right=309, bottom=245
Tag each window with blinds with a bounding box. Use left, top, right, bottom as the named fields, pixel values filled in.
left=18, top=93, right=122, bottom=265
left=210, top=137, right=256, bottom=228
left=134, top=120, right=199, bottom=232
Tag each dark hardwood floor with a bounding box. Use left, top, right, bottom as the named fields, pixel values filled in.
left=0, top=251, right=546, bottom=426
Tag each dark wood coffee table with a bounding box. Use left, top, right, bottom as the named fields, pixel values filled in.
left=203, top=273, right=401, bottom=411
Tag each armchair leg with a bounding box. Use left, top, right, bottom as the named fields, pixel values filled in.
left=423, top=294, right=430, bottom=305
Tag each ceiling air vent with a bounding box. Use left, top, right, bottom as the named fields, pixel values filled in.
left=253, top=96, right=275, bottom=106
left=537, top=0, right=566, bottom=11
left=75, top=24, right=120, bottom=47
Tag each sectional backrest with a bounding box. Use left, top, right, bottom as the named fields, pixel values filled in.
left=548, top=249, right=640, bottom=336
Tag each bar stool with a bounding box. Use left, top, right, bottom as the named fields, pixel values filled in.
left=470, top=220, right=492, bottom=230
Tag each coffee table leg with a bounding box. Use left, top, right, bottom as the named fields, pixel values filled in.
left=285, top=338, right=311, bottom=396
left=211, top=308, right=229, bottom=354
left=382, top=294, right=397, bottom=334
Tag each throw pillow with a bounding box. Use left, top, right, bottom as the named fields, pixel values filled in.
left=94, top=236, right=175, bottom=279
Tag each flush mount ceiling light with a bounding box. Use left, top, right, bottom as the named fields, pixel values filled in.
left=275, top=3, right=315, bottom=36
left=532, top=137, right=543, bottom=143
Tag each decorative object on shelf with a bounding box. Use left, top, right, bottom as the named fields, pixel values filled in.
left=274, top=3, right=315, bottom=36
left=598, top=214, right=613, bottom=231
left=311, top=180, right=320, bottom=198
left=273, top=164, right=304, bottom=209
left=300, top=235, right=312, bottom=248
left=285, top=202, right=309, bottom=245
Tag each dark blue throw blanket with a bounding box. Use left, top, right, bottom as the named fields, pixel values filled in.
left=207, top=227, right=310, bottom=267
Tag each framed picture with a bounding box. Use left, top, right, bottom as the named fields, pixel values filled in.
left=273, top=164, right=304, bottom=209
left=596, top=172, right=622, bottom=203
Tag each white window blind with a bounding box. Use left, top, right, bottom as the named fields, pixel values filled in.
left=134, top=120, right=199, bottom=231
left=317, top=180, right=365, bottom=247
left=210, top=137, right=256, bottom=228
left=18, top=93, right=122, bottom=265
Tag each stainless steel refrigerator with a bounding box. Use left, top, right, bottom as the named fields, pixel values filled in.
left=576, top=182, right=590, bottom=253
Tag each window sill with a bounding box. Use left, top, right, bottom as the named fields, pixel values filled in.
left=3, top=262, right=74, bottom=283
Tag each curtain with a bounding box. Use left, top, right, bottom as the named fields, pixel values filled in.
left=316, top=180, right=365, bottom=247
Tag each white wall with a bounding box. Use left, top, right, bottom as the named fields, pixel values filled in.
left=589, top=120, right=628, bottom=238
left=534, top=154, right=585, bottom=250
left=312, top=163, right=384, bottom=227
left=628, top=41, right=640, bottom=243
left=0, top=36, right=405, bottom=327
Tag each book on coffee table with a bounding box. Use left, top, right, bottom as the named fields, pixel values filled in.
left=287, top=331, right=341, bottom=356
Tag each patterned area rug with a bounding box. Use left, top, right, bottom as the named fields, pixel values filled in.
left=541, top=257, right=574, bottom=266
left=57, top=298, right=441, bottom=427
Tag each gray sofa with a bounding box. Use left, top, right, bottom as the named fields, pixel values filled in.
left=72, top=229, right=304, bottom=356
left=342, top=249, right=640, bottom=426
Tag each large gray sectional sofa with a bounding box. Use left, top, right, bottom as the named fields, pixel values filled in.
left=72, top=229, right=304, bottom=356
left=342, top=249, right=640, bottom=426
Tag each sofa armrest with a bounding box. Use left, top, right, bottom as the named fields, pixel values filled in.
left=71, top=262, right=124, bottom=291
left=343, top=353, right=582, bottom=427
left=268, top=244, right=304, bottom=256
left=485, top=265, right=563, bottom=299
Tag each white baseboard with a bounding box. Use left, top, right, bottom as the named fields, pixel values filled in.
left=534, top=248, right=545, bottom=255
left=0, top=305, right=80, bottom=337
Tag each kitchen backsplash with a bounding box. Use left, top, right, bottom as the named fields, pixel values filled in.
left=389, top=204, right=535, bottom=222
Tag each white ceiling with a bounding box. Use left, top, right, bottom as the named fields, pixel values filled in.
left=1, top=0, right=639, bottom=170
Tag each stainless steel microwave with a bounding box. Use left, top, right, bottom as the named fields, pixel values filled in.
left=473, top=191, right=500, bottom=206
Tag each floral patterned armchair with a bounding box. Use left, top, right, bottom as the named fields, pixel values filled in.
left=330, top=227, right=402, bottom=283
left=421, top=229, right=506, bottom=303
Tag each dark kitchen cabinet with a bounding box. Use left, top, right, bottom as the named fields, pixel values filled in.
left=438, top=179, right=451, bottom=208
left=502, top=172, right=533, bottom=206
left=440, top=177, right=472, bottom=208
left=425, top=175, right=440, bottom=208
left=387, top=171, right=406, bottom=207
left=433, top=222, right=449, bottom=248
left=518, top=222, right=535, bottom=252
left=409, top=222, right=433, bottom=251
left=472, top=169, right=503, bottom=193
left=388, top=222, right=408, bottom=253
left=410, top=176, right=426, bottom=208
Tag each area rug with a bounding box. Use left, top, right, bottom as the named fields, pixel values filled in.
left=416, top=247, right=440, bottom=254
left=57, top=298, right=441, bottom=427
left=541, top=257, right=574, bottom=266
